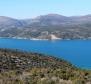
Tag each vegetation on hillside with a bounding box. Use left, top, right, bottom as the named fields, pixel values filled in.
left=0, top=49, right=91, bottom=84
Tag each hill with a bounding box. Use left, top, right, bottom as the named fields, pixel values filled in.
left=1, top=14, right=91, bottom=39
left=0, top=49, right=91, bottom=84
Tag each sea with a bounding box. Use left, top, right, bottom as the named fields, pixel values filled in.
left=0, top=38, right=91, bottom=69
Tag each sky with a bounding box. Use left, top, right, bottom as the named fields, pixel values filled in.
left=0, top=0, right=91, bottom=19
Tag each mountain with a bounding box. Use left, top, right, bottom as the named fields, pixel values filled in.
left=19, top=14, right=71, bottom=27
left=31, top=14, right=70, bottom=25
left=1, top=14, right=91, bottom=27
left=0, top=14, right=91, bottom=39
left=0, top=48, right=91, bottom=84
left=0, top=16, right=22, bottom=29
left=23, top=14, right=91, bottom=26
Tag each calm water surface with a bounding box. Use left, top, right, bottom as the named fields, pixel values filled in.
left=0, top=38, right=91, bottom=69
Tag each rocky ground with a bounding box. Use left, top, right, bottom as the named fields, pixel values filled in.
left=0, top=49, right=91, bottom=84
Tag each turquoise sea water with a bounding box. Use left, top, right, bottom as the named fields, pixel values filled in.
left=0, top=38, right=91, bottom=69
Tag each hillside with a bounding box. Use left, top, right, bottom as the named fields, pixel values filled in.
left=0, top=49, right=91, bottom=84
left=1, top=14, right=91, bottom=39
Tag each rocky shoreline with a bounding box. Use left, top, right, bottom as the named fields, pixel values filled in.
left=0, top=36, right=91, bottom=41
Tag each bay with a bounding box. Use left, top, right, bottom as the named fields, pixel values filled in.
left=0, top=38, right=91, bottom=69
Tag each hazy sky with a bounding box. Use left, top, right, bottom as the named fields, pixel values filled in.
left=0, top=0, right=91, bottom=18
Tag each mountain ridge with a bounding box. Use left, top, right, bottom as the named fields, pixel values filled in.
left=0, top=14, right=91, bottom=39
left=1, top=14, right=91, bottom=26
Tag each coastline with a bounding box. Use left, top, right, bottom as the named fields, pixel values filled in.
left=0, top=36, right=90, bottom=41
left=0, top=37, right=62, bottom=41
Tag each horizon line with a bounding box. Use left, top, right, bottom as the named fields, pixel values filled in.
left=0, top=13, right=91, bottom=19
